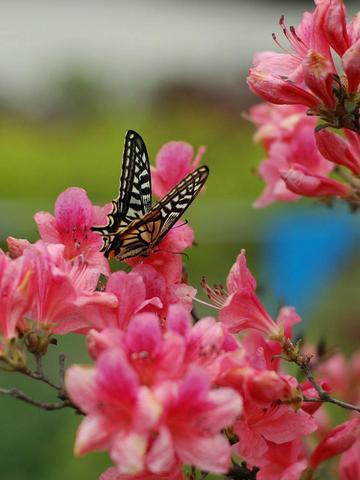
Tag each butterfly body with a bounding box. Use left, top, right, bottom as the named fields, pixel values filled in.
left=92, top=131, right=209, bottom=261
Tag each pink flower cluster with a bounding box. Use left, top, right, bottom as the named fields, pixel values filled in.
left=1, top=137, right=359, bottom=480
left=247, top=0, right=360, bottom=206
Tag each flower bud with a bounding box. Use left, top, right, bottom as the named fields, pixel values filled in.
left=281, top=165, right=350, bottom=198
left=310, top=418, right=360, bottom=469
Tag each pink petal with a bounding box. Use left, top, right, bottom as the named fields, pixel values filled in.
left=75, top=414, right=110, bottom=455
left=33, top=212, right=60, bottom=243
left=65, top=365, right=97, bottom=413
left=111, top=432, right=147, bottom=475
left=147, top=426, right=175, bottom=474
left=167, top=304, right=192, bottom=337
left=6, top=236, right=32, bottom=258
left=96, top=349, right=139, bottom=405
left=175, top=434, right=232, bottom=474
left=125, top=313, right=162, bottom=359
left=207, top=388, right=243, bottom=430
left=258, top=406, right=317, bottom=444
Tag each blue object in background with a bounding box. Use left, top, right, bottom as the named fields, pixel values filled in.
left=262, top=205, right=359, bottom=323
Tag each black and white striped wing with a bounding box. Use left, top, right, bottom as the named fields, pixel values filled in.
left=92, top=130, right=151, bottom=252
left=113, top=166, right=209, bottom=260
left=116, top=130, right=152, bottom=226
left=147, top=165, right=209, bottom=243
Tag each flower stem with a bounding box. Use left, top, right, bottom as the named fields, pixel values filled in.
left=281, top=337, right=360, bottom=413
left=0, top=387, right=73, bottom=411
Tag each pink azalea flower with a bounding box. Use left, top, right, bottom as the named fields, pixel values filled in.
left=252, top=115, right=333, bottom=207
left=339, top=438, right=360, bottom=480
left=67, top=348, right=242, bottom=475
left=318, top=0, right=359, bottom=58
left=83, top=264, right=195, bottom=333
left=310, top=417, right=360, bottom=469
left=167, top=304, right=240, bottom=380
left=239, top=306, right=301, bottom=373
left=234, top=403, right=317, bottom=466
left=21, top=241, right=116, bottom=335
left=66, top=349, right=162, bottom=475
left=316, top=128, right=360, bottom=175
left=281, top=164, right=350, bottom=198
left=0, top=249, right=33, bottom=339
left=151, top=142, right=206, bottom=198
left=248, top=2, right=359, bottom=113
left=153, top=368, right=242, bottom=474
left=247, top=7, right=334, bottom=108
left=202, top=250, right=280, bottom=336
left=34, top=187, right=111, bottom=276
left=256, top=440, right=307, bottom=480
left=87, top=312, right=187, bottom=385
left=248, top=103, right=309, bottom=145
left=247, top=69, right=321, bottom=109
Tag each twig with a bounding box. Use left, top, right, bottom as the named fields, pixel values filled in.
left=22, top=366, right=61, bottom=391
left=0, top=387, right=73, bottom=411
left=58, top=352, right=66, bottom=390
left=281, top=338, right=360, bottom=413
left=299, top=361, right=360, bottom=413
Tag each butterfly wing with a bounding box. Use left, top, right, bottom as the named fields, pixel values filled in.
left=114, top=165, right=209, bottom=260
left=92, top=130, right=152, bottom=253
left=116, top=130, right=152, bottom=225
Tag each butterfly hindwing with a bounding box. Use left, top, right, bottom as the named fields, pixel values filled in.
left=115, top=166, right=209, bottom=259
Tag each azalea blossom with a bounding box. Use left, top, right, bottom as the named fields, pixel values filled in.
left=66, top=349, right=162, bottom=475
left=202, top=249, right=280, bottom=336
left=82, top=263, right=195, bottom=333
left=234, top=403, right=317, bottom=467
left=281, top=164, right=350, bottom=198
left=247, top=1, right=360, bottom=129
left=34, top=187, right=111, bottom=276
left=309, top=417, right=360, bottom=470
left=250, top=109, right=333, bottom=207
left=20, top=241, right=116, bottom=336
left=151, top=141, right=206, bottom=198
left=316, top=128, right=360, bottom=175
left=255, top=440, right=307, bottom=480
left=0, top=249, right=33, bottom=340
left=152, top=368, right=242, bottom=474
left=66, top=346, right=242, bottom=475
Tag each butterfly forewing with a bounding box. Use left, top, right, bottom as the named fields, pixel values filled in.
left=117, top=130, right=152, bottom=225
left=115, top=166, right=209, bottom=259
left=92, top=130, right=152, bottom=253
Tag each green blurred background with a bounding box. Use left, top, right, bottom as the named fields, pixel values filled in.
left=0, top=1, right=359, bottom=479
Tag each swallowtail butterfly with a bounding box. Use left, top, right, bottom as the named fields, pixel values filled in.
left=92, top=130, right=209, bottom=260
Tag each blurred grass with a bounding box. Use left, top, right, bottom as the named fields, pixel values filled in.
left=0, top=105, right=359, bottom=479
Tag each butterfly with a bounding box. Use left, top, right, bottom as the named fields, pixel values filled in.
left=92, top=130, right=209, bottom=260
